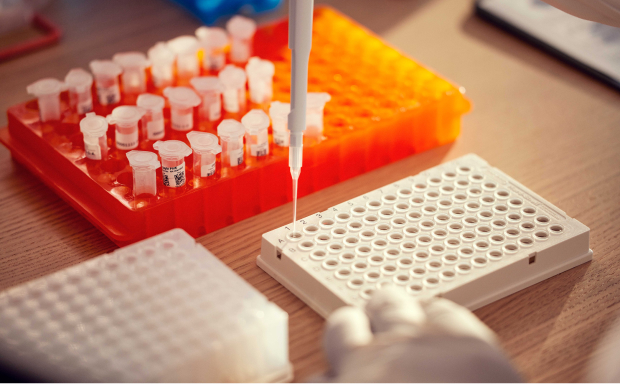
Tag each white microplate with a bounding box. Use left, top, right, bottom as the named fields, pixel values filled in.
left=126, top=150, right=160, bottom=196
left=113, top=52, right=150, bottom=94
left=26, top=78, right=66, bottom=122
left=0, top=229, right=292, bottom=382
left=64, top=68, right=93, bottom=114
left=195, top=26, right=229, bottom=71
left=269, top=101, right=290, bottom=147
left=246, top=57, right=275, bottom=104
left=226, top=15, right=257, bottom=63
left=148, top=42, right=175, bottom=88
left=258, top=154, right=592, bottom=318
left=218, top=64, right=247, bottom=113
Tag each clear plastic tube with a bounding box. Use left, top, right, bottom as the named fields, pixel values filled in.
left=148, top=42, right=175, bottom=89
left=113, top=52, right=150, bottom=94
left=106, top=106, right=145, bottom=150
left=65, top=68, right=93, bottom=114
left=26, top=78, right=66, bottom=122
left=167, top=36, right=200, bottom=85
left=153, top=140, right=192, bottom=188
left=126, top=151, right=160, bottom=197
left=269, top=101, right=290, bottom=147
left=246, top=57, right=275, bottom=105
left=217, top=119, right=245, bottom=168
left=218, top=65, right=247, bottom=114
left=137, top=94, right=165, bottom=141
left=187, top=131, right=222, bottom=178
left=241, top=109, right=270, bottom=158
left=226, top=15, right=256, bottom=64
left=190, top=77, right=224, bottom=122
left=305, top=92, right=332, bottom=141
left=163, top=87, right=201, bottom=131
left=90, top=60, right=122, bottom=106
left=80, top=113, right=108, bottom=160
left=195, top=27, right=229, bottom=72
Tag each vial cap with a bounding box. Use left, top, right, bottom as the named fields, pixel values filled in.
left=113, top=52, right=150, bottom=69
left=226, top=15, right=256, bottom=39
left=217, top=119, right=245, bottom=140
left=196, top=27, right=228, bottom=49
left=137, top=93, right=165, bottom=111
left=106, top=106, right=146, bottom=125
left=148, top=42, right=176, bottom=64
left=187, top=131, right=222, bottom=154
left=167, top=35, right=200, bottom=55
left=307, top=92, right=332, bottom=109
left=89, top=60, right=122, bottom=77
left=190, top=76, right=224, bottom=94
left=163, top=86, right=201, bottom=107
left=64, top=69, right=93, bottom=92
left=269, top=101, right=290, bottom=118
left=126, top=150, right=161, bottom=169
left=153, top=140, right=192, bottom=159
left=26, top=78, right=66, bottom=96
left=218, top=65, right=247, bottom=89
left=241, top=109, right=270, bottom=135
left=79, top=113, right=108, bottom=137
left=246, top=57, right=275, bottom=78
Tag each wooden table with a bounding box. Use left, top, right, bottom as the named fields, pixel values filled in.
left=1, top=0, right=619, bottom=381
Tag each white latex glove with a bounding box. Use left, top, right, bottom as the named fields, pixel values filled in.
left=320, top=287, right=521, bottom=382
left=542, top=0, right=620, bottom=27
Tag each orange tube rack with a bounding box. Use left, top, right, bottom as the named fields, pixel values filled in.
left=0, top=7, right=471, bottom=246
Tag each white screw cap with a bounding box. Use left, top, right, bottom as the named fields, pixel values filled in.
left=126, top=150, right=161, bottom=169
left=241, top=109, right=270, bottom=135
left=153, top=140, right=192, bottom=159
left=187, top=131, right=222, bottom=154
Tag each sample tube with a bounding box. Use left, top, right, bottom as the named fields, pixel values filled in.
left=126, top=150, right=161, bottom=197
left=187, top=131, right=222, bottom=178
left=217, top=119, right=245, bottom=168
left=153, top=140, right=192, bottom=188
left=136, top=94, right=165, bottom=141
left=163, top=86, right=201, bottom=131
left=306, top=92, right=332, bottom=140
left=90, top=60, right=122, bottom=106
left=246, top=57, right=275, bottom=105
left=195, top=26, right=229, bottom=72
left=241, top=109, right=270, bottom=158
left=218, top=64, right=247, bottom=114
left=64, top=68, right=93, bottom=115
left=113, top=52, right=150, bottom=95
left=269, top=101, right=290, bottom=147
left=148, top=42, right=176, bottom=89
left=106, top=106, right=145, bottom=150
left=190, top=76, right=223, bottom=122
left=226, top=15, right=256, bottom=64
left=26, top=78, right=66, bottom=122
left=79, top=112, right=108, bottom=160
left=167, top=35, right=200, bottom=84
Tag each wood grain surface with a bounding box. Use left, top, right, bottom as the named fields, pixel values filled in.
left=1, top=0, right=619, bottom=382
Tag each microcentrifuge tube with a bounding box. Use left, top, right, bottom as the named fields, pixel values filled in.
left=153, top=140, right=192, bottom=188
left=89, top=60, right=122, bottom=106
left=26, top=78, right=66, bottom=122
left=79, top=112, right=108, bottom=160
left=64, top=68, right=93, bottom=115
left=241, top=109, right=270, bottom=158
left=190, top=76, right=224, bottom=122
left=269, top=101, right=290, bottom=147
left=163, top=87, right=201, bottom=131
left=126, top=150, right=160, bottom=197
left=306, top=92, right=332, bottom=140
left=113, top=52, right=150, bottom=94
left=106, top=106, right=145, bottom=150
left=148, top=42, right=175, bottom=88
left=246, top=57, right=275, bottom=105
left=187, top=131, right=222, bottom=178
left=226, top=15, right=256, bottom=64
left=218, top=64, right=247, bottom=114
left=136, top=94, right=165, bottom=141
left=195, top=26, right=229, bottom=71
left=217, top=119, right=245, bottom=168
left=167, top=35, right=200, bottom=84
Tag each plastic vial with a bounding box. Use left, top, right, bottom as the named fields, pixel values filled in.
left=241, top=109, right=270, bottom=158
left=106, top=106, right=145, bottom=151
left=195, top=27, right=228, bottom=71
left=218, top=64, right=247, bottom=114
left=190, top=77, right=224, bottom=122
left=167, top=35, right=200, bottom=83
left=148, top=42, right=175, bottom=89
left=269, top=101, right=290, bottom=147
left=306, top=92, right=332, bottom=140
left=217, top=119, right=245, bottom=168
left=113, top=52, right=150, bottom=94
left=153, top=140, right=192, bottom=188
left=163, top=87, right=201, bottom=131
left=246, top=57, right=275, bottom=105
left=136, top=94, right=165, bottom=141
left=89, top=60, right=122, bottom=106
left=79, top=113, right=108, bottom=160
left=226, top=15, right=256, bottom=64
left=64, top=68, right=93, bottom=114
left=126, top=150, right=160, bottom=197
left=187, top=131, right=222, bottom=178
left=26, top=78, right=66, bottom=122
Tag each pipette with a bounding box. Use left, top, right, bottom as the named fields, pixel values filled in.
left=288, top=0, right=314, bottom=233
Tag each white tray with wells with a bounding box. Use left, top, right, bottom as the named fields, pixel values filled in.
left=258, top=154, right=592, bottom=318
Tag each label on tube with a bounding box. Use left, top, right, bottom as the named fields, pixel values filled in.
left=163, top=163, right=186, bottom=187
left=251, top=141, right=268, bottom=157
left=229, top=148, right=243, bottom=166
left=273, top=130, right=289, bottom=147
left=147, top=120, right=165, bottom=140
left=116, top=130, right=138, bottom=150
left=97, top=85, right=120, bottom=106
left=84, top=143, right=101, bottom=160
left=171, top=112, right=193, bottom=131
left=202, top=161, right=216, bottom=177
left=209, top=101, right=221, bottom=121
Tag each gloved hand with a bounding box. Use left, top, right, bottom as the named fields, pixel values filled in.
left=319, top=287, right=522, bottom=383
